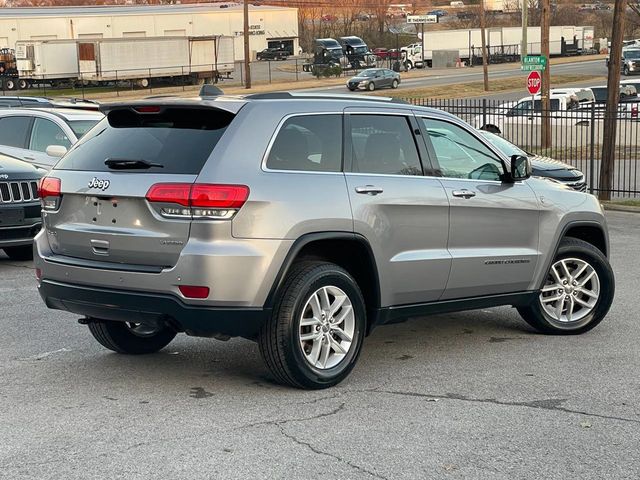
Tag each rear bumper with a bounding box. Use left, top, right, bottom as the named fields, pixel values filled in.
left=38, top=279, right=269, bottom=338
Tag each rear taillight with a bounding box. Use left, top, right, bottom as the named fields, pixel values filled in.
left=178, top=285, right=210, bottom=299
left=632, top=105, right=638, bottom=119
left=38, top=177, right=61, bottom=210
left=146, top=183, right=249, bottom=219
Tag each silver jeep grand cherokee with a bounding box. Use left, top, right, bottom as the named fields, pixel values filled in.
left=35, top=93, right=615, bottom=389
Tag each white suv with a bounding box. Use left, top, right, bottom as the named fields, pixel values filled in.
left=0, top=108, right=102, bottom=169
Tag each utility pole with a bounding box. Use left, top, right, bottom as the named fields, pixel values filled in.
left=479, top=0, right=489, bottom=91
left=521, top=0, right=528, bottom=60
left=600, top=0, right=627, bottom=200
left=243, top=0, right=252, bottom=89
left=540, top=0, right=551, bottom=148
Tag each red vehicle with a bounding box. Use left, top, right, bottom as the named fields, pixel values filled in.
left=373, top=48, right=402, bottom=59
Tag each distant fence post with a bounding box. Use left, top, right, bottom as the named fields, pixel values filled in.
left=589, top=102, right=596, bottom=194
left=295, top=58, right=299, bottom=81
left=115, top=69, right=119, bottom=97
left=80, top=72, right=85, bottom=99
left=482, top=98, right=487, bottom=132
left=268, top=60, right=272, bottom=84
left=148, top=68, right=152, bottom=94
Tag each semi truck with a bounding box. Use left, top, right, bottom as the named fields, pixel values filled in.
left=302, top=37, right=375, bottom=74
left=15, top=36, right=235, bottom=88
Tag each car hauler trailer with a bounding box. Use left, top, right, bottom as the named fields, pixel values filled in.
left=16, top=36, right=234, bottom=87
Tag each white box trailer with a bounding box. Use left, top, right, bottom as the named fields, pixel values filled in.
left=79, top=36, right=234, bottom=86
left=16, top=36, right=234, bottom=86
left=15, top=40, right=79, bottom=81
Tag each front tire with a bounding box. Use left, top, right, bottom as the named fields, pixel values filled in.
left=258, top=262, right=366, bottom=389
left=3, top=245, right=33, bottom=261
left=623, top=65, right=629, bottom=76
left=87, top=320, right=177, bottom=354
left=367, top=82, right=375, bottom=91
left=518, top=238, right=614, bottom=335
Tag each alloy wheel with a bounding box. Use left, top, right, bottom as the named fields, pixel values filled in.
left=298, top=285, right=355, bottom=370
left=539, top=257, right=600, bottom=323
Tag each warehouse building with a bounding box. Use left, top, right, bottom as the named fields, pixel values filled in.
left=0, top=3, right=299, bottom=61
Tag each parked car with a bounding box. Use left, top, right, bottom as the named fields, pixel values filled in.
left=621, top=48, right=640, bottom=76
left=347, top=68, right=401, bottom=91
left=0, top=152, right=44, bottom=260
left=35, top=94, right=614, bottom=389
left=256, top=48, right=288, bottom=61
left=0, top=108, right=102, bottom=169
left=478, top=130, right=587, bottom=192
left=0, top=96, right=100, bottom=111
left=428, top=9, right=448, bottom=17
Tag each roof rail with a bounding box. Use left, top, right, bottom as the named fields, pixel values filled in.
left=244, top=92, right=409, bottom=104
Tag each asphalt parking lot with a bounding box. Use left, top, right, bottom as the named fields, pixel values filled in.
left=1, top=210, right=639, bottom=479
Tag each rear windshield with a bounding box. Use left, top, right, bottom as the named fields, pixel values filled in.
left=56, top=107, right=234, bottom=174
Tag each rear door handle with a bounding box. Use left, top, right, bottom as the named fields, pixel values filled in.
left=452, top=189, right=476, bottom=199
left=355, top=185, right=384, bottom=195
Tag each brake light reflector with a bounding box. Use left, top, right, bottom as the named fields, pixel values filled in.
left=179, top=285, right=210, bottom=299
left=191, top=184, right=249, bottom=208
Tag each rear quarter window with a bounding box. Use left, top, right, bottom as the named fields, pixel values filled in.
left=55, top=107, right=235, bottom=174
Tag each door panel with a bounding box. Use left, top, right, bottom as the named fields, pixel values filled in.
left=419, top=116, right=540, bottom=299
left=345, top=111, right=451, bottom=306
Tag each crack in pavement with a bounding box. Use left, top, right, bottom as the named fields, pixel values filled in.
left=238, top=402, right=346, bottom=430
left=372, top=389, right=640, bottom=424
left=277, top=423, right=389, bottom=480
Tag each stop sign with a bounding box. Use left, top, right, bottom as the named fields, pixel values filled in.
left=527, top=71, right=542, bottom=95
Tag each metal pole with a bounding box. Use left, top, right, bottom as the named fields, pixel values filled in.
left=589, top=102, right=596, bottom=194
left=541, top=0, right=551, bottom=149
left=295, top=58, right=299, bottom=81
left=421, top=23, right=425, bottom=65
left=243, top=0, right=252, bottom=89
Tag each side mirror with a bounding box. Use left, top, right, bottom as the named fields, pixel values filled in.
left=509, top=154, right=531, bottom=181
left=46, top=145, right=68, bottom=158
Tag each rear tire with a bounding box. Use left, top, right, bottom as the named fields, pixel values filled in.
left=623, top=65, right=629, bottom=76
left=517, top=238, right=614, bottom=335
left=258, top=261, right=366, bottom=389
left=18, top=79, right=28, bottom=90
left=3, top=245, right=33, bottom=261
left=4, top=78, right=16, bottom=90
left=87, top=320, right=177, bottom=354
left=391, top=79, right=399, bottom=89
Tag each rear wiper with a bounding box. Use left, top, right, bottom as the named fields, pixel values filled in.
left=105, top=158, right=164, bottom=170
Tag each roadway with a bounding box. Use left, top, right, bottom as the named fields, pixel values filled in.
left=1, top=211, right=639, bottom=479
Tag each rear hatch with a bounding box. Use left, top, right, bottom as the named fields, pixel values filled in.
left=42, top=102, right=239, bottom=268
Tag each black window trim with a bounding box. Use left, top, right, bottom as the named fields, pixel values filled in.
left=416, top=115, right=509, bottom=183
left=343, top=111, right=432, bottom=177
left=261, top=111, right=345, bottom=175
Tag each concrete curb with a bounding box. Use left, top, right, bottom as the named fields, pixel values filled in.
left=602, top=203, right=640, bottom=213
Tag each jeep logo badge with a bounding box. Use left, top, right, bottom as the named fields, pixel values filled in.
left=88, top=177, right=110, bottom=191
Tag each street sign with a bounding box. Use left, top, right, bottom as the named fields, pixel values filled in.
left=407, top=14, right=438, bottom=24
left=521, top=55, right=547, bottom=71
left=527, top=70, right=542, bottom=95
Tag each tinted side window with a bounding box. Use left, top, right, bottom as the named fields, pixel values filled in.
left=422, top=118, right=504, bottom=181
left=266, top=115, right=342, bottom=172
left=30, top=118, right=71, bottom=152
left=0, top=116, right=31, bottom=148
left=349, top=114, right=422, bottom=176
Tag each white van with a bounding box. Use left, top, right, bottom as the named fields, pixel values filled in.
left=450, top=1, right=464, bottom=6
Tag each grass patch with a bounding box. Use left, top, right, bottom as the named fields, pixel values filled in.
left=605, top=199, right=640, bottom=207
left=382, top=74, right=605, bottom=100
